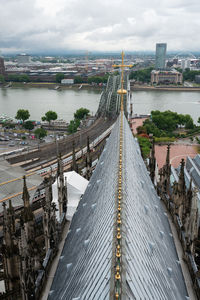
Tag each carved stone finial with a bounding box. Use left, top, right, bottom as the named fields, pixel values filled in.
left=22, top=175, right=30, bottom=207
left=166, top=144, right=170, bottom=166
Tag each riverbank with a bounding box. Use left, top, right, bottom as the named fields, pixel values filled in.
left=2, top=82, right=200, bottom=92
left=131, top=84, right=200, bottom=92
left=0, top=82, right=102, bottom=91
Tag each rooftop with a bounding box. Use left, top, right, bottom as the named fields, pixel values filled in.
left=48, top=114, right=188, bottom=299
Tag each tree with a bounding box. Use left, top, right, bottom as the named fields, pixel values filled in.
left=24, top=120, right=34, bottom=131
left=68, top=119, right=80, bottom=134
left=137, top=136, right=151, bottom=159
left=74, top=108, right=89, bottom=120
left=42, top=111, right=58, bottom=125
left=41, top=116, right=46, bottom=122
left=55, top=73, right=64, bottom=83
left=198, top=117, right=200, bottom=125
left=183, top=69, right=200, bottom=82
left=136, top=126, right=147, bottom=135
left=34, top=128, right=47, bottom=139
left=87, top=74, right=109, bottom=84
left=129, top=67, right=153, bottom=83
left=185, top=119, right=194, bottom=129
left=74, top=76, right=83, bottom=84
left=15, top=109, right=30, bottom=124
left=19, top=74, right=30, bottom=82
left=7, top=74, right=30, bottom=82
left=148, top=110, right=195, bottom=134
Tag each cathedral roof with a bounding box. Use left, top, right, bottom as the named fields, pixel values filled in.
left=48, top=114, right=188, bottom=300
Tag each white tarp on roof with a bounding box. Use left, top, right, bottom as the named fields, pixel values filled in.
left=52, top=171, right=88, bottom=221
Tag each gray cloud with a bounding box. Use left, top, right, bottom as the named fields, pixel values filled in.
left=0, top=0, right=200, bottom=53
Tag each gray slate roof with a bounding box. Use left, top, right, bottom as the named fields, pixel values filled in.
left=49, top=114, right=188, bottom=300
left=123, top=118, right=187, bottom=300
left=0, top=159, right=43, bottom=212
left=186, top=155, right=200, bottom=189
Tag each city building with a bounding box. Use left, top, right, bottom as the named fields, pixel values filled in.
left=155, top=43, right=167, bottom=70
left=181, top=59, right=191, bottom=70
left=16, top=54, right=31, bottom=64
left=151, top=69, right=182, bottom=85
left=0, top=57, right=5, bottom=75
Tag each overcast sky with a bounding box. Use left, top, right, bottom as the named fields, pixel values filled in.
left=1, top=0, right=200, bottom=54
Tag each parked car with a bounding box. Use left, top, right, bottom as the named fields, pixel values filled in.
left=20, top=141, right=28, bottom=145
left=8, top=142, right=15, bottom=147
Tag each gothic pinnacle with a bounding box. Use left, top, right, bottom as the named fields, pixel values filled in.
left=166, top=144, right=170, bottom=166
left=22, top=175, right=30, bottom=207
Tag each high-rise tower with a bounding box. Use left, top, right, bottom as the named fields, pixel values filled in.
left=0, top=57, right=5, bottom=75
left=155, top=43, right=167, bottom=70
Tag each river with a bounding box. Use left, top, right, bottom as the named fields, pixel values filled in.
left=132, top=90, right=200, bottom=124
left=0, top=87, right=101, bottom=122
left=0, top=87, right=200, bottom=123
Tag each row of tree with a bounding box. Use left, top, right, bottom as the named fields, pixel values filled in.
left=1, top=72, right=114, bottom=85
left=14, top=108, right=90, bottom=138
left=182, top=68, right=200, bottom=82
left=3, top=69, right=200, bottom=85
left=15, top=109, right=58, bottom=139
left=15, top=109, right=58, bottom=125
left=56, top=73, right=110, bottom=84
left=14, top=109, right=58, bottom=140
left=129, top=67, right=153, bottom=83
left=137, top=110, right=200, bottom=138
left=8, top=74, right=30, bottom=82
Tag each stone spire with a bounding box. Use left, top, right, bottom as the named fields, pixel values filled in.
left=43, top=175, right=59, bottom=251
left=166, top=143, right=170, bottom=166
left=22, top=175, right=30, bottom=208
left=130, top=103, right=133, bottom=117
left=18, top=218, right=37, bottom=300
left=178, top=159, right=186, bottom=193
left=164, top=144, right=171, bottom=194
left=149, top=137, right=156, bottom=184
left=87, top=136, right=92, bottom=168
left=71, top=140, right=78, bottom=172
left=57, top=154, right=68, bottom=219
left=19, top=176, right=41, bottom=300
left=158, top=144, right=171, bottom=196
left=172, top=159, right=186, bottom=223
left=185, top=178, right=193, bottom=216
left=184, top=187, right=199, bottom=254
left=21, top=176, right=34, bottom=224
left=85, top=136, right=92, bottom=180
left=1, top=201, right=20, bottom=293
